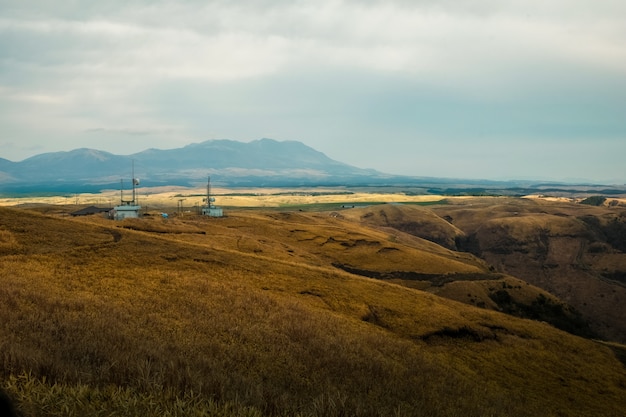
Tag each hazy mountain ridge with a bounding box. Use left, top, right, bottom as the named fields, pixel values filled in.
left=0, top=139, right=389, bottom=191
left=1, top=138, right=625, bottom=194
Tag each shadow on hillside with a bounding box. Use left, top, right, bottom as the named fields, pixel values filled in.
left=0, top=389, right=18, bottom=417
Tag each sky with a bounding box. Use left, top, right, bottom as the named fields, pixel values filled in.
left=1, top=0, right=625, bottom=183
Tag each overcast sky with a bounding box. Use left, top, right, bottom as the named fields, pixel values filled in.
left=1, top=1, right=625, bottom=183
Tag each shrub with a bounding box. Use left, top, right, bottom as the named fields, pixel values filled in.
left=580, top=196, right=606, bottom=206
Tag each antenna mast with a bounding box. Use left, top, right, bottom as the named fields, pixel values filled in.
left=132, top=160, right=136, bottom=205
left=207, top=175, right=211, bottom=207
left=201, top=174, right=223, bottom=217
left=111, top=160, right=142, bottom=220
left=120, top=160, right=139, bottom=206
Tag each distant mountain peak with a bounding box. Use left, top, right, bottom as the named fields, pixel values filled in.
left=24, top=148, right=116, bottom=162
left=0, top=138, right=388, bottom=191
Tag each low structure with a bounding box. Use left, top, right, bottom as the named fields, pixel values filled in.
left=110, top=203, right=141, bottom=220
left=202, top=205, right=223, bottom=217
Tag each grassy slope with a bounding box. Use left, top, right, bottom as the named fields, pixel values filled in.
left=333, top=204, right=590, bottom=337
left=431, top=197, right=626, bottom=342
left=1, top=206, right=626, bottom=416
left=340, top=203, right=466, bottom=250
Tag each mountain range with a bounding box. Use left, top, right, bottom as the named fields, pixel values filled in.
left=0, top=139, right=393, bottom=192
left=1, top=138, right=625, bottom=195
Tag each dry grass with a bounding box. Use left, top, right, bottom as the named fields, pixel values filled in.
left=430, top=197, right=626, bottom=342
left=341, top=204, right=466, bottom=250
left=0, top=186, right=446, bottom=210
left=1, top=206, right=626, bottom=416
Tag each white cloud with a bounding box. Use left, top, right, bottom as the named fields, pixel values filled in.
left=0, top=0, right=625, bottom=181
left=0, top=86, right=67, bottom=104
left=3, top=1, right=625, bottom=86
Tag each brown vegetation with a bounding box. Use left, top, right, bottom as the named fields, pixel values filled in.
left=432, top=197, right=626, bottom=342
left=1, top=203, right=626, bottom=416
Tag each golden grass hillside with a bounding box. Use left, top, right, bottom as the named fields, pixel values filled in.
left=328, top=204, right=592, bottom=337
left=109, top=204, right=581, bottom=335
left=432, top=197, right=626, bottom=342
left=1, top=206, right=626, bottom=416
left=341, top=203, right=466, bottom=250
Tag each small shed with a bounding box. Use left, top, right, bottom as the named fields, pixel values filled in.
left=202, top=206, right=223, bottom=217
left=110, top=204, right=141, bottom=220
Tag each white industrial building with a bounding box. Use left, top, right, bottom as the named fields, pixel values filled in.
left=111, top=203, right=141, bottom=220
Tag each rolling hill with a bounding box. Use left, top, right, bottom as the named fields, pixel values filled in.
left=1, top=204, right=626, bottom=416
left=429, top=197, right=626, bottom=343
left=332, top=198, right=626, bottom=342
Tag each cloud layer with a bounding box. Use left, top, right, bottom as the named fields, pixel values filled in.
left=1, top=0, right=625, bottom=182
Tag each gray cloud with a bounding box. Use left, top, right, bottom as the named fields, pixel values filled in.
left=0, top=0, right=625, bottom=181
